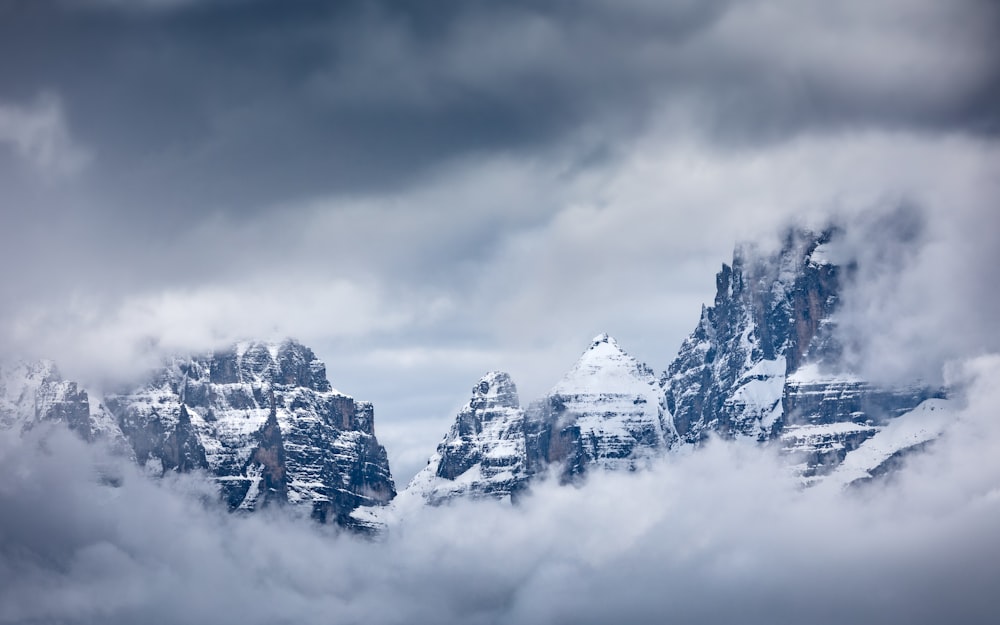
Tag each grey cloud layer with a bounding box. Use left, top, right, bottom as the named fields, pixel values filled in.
left=2, top=355, right=1000, bottom=624
left=1, top=0, right=997, bottom=212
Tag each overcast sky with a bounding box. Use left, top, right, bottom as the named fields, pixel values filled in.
left=1, top=0, right=998, bottom=482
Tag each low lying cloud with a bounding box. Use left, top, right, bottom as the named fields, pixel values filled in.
left=2, top=277, right=418, bottom=389
left=2, top=356, right=998, bottom=625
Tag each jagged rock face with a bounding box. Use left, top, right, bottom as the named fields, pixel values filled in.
left=103, top=339, right=396, bottom=527
left=384, top=227, right=947, bottom=514
left=0, top=361, right=128, bottom=450
left=663, top=228, right=942, bottom=481
left=525, top=334, right=671, bottom=482
left=393, top=337, right=673, bottom=512
left=403, top=371, right=527, bottom=505
left=780, top=368, right=943, bottom=479
left=663, top=229, right=842, bottom=442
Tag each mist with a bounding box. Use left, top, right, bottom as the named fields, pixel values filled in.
left=2, top=354, right=998, bottom=625
left=1, top=1, right=998, bottom=619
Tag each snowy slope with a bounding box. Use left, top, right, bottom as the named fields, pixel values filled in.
left=525, top=334, right=671, bottom=481
left=819, top=398, right=953, bottom=488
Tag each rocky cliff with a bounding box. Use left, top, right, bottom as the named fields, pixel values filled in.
left=402, top=371, right=527, bottom=506
left=663, top=228, right=944, bottom=481
left=393, top=226, right=948, bottom=511
left=103, top=339, right=396, bottom=527
left=0, top=341, right=397, bottom=530
left=0, top=360, right=129, bottom=453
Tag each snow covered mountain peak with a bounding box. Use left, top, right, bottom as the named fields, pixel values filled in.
left=102, top=338, right=396, bottom=528
left=524, top=335, right=670, bottom=481
left=469, top=370, right=520, bottom=412
left=551, top=333, right=656, bottom=397
left=0, top=359, right=129, bottom=450
left=386, top=370, right=528, bottom=509
left=591, top=332, right=613, bottom=345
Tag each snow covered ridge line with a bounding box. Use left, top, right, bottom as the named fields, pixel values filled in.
left=376, top=226, right=948, bottom=517
left=0, top=339, right=396, bottom=532
left=0, top=227, right=953, bottom=530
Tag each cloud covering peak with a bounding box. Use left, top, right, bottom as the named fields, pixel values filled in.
left=2, top=353, right=999, bottom=624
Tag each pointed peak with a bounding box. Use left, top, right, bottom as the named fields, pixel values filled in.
left=584, top=334, right=628, bottom=360
left=589, top=332, right=626, bottom=351
left=590, top=332, right=618, bottom=347
left=477, top=370, right=515, bottom=389
left=551, top=334, right=654, bottom=396
left=469, top=371, right=519, bottom=409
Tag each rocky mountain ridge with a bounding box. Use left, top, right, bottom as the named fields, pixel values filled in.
left=383, top=227, right=947, bottom=513
left=0, top=340, right=396, bottom=530
left=1, top=226, right=951, bottom=529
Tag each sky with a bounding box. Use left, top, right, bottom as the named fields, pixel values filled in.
left=1, top=0, right=999, bottom=485
left=2, top=2, right=1000, bottom=624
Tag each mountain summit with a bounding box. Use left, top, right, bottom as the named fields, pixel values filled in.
left=524, top=333, right=671, bottom=482
left=1, top=227, right=952, bottom=529
left=383, top=226, right=948, bottom=515
left=385, top=334, right=670, bottom=514
left=400, top=371, right=527, bottom=507
left=0, top=340, right=396, bottom=530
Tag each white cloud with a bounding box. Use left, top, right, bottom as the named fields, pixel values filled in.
left=3, top=125, right=994, bottom=447
left=3, top=277, right=414, bottom=388
left=1, top=354, right=999, bottom=624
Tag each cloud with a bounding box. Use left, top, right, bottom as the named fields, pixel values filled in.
left=0, top=93, right=90, bottom=177
left=0, top=128, right=995, bottom=463
left=2, top=355, right=999, bottom=625
left=1, top=0, right=995, bottom=214
left=0, top=0, right=997, bottom=493
left=1, top=276, right=421, bottom=389
left=827, top=175, right=1000, bottom=386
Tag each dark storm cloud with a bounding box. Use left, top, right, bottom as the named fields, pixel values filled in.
left=1, top=0, right=997, bottom=218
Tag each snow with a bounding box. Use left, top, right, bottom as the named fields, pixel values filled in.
left=780, top=422, right=878, bottom=457
left=787, top=363, right=863, bottom=385
left=0, top=360, right=57, bottom=427
left=238, top=464, right=263, bottom=510
left=822, top=398, right=953, bottom=488
left=723, top=356, right=786, bottom=437
left=397, top=370, right=527, bottom=507
left=551, top=334, right=657, bottom=397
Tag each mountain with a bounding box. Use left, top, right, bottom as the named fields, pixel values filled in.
left=524, top=334, right=672, bottom=482
left=0, top=360, right=130, bottom=454
left=400, top=371, right=527, bottom=506
left=2, top=226, right=952, bottom=526
left=0, top=340, right=396, bottom=531
left=377, top=334, right=669, bottom=516
left=663, top=227, right=944, bottom=481
left=388, top=226, right=949, bottom=513
left=103, top=339, right=396, bottom=528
